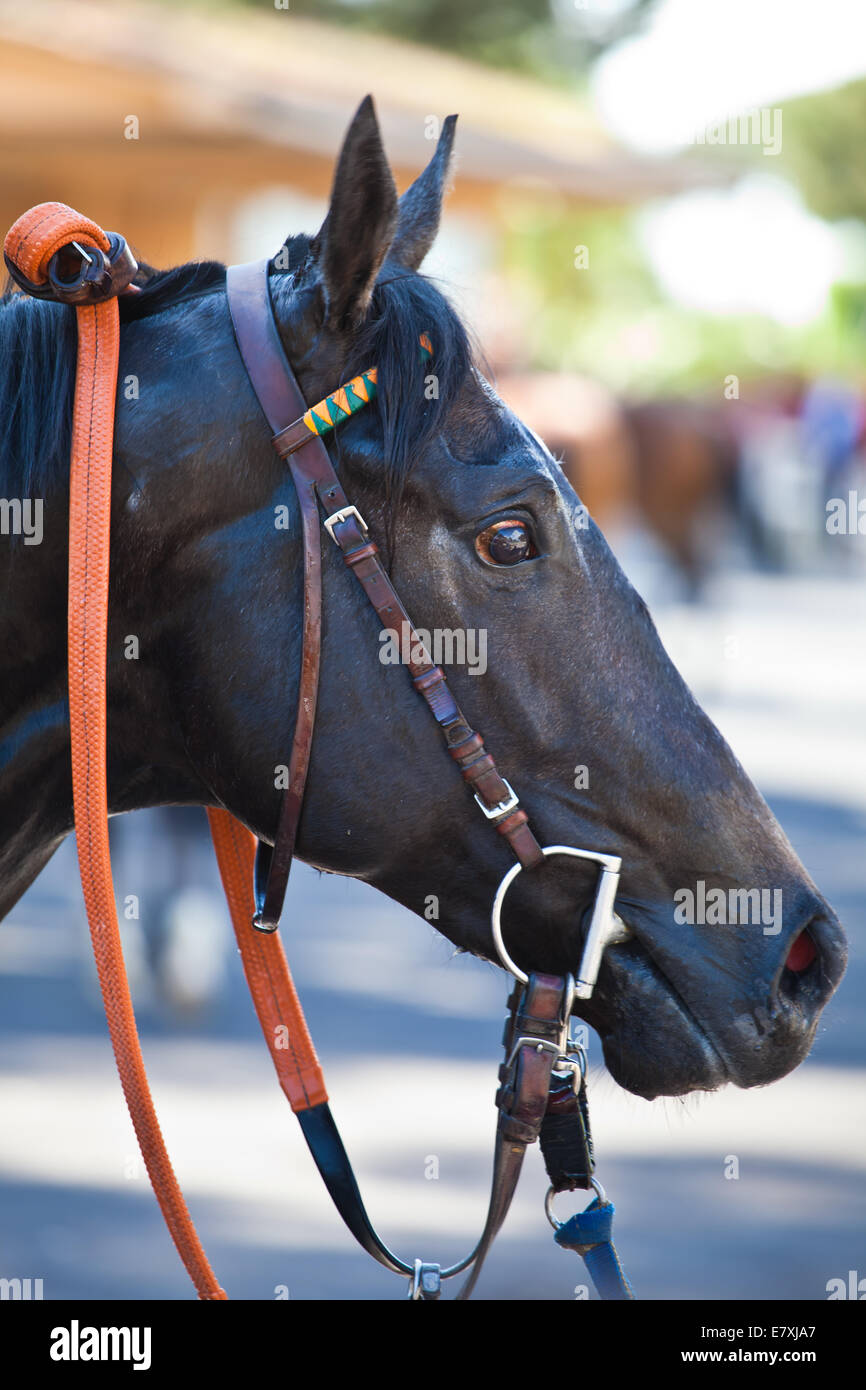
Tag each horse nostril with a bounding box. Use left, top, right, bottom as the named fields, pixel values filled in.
left=778, top=924, right=822, bottom=1009
left=785, top=929, right=817, bottom=974
left=776, top=910, right=847, bottom=1014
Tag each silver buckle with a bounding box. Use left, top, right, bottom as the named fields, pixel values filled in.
left=505, top=1035, right=564, bottom=1071
left=505, top=974, right=576, bottom=1073
left=474, top=779, right=519, bottom=821
left=323, top=505, right=368, bottom=544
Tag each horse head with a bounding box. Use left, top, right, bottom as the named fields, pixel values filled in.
left=0, top=97, right=845, bottom=1104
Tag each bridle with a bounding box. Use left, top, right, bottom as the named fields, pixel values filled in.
left=225, top=259, right=546, bottom=930
left=4, top=204, right=635, bottom=1301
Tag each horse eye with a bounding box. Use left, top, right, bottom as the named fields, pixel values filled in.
left=475, top=519, right=537, bottom=566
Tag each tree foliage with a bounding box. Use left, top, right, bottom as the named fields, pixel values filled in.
left=279, top=0, right=657, bottom=81
left=781, top=79, right=866, bottom=223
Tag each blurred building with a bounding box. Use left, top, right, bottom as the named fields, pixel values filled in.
left=0, top=0, right=723, bottom=276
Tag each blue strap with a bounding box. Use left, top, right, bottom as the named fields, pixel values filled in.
left=553, top=1196, right=636, bottom=1300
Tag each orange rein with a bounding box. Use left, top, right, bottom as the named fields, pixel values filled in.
left=4, top=204, right=326, bottom=1299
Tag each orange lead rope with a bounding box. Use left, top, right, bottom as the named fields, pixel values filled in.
left=5, top=204, right=232, bottom=1299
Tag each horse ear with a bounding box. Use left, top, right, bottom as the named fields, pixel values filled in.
left=390, top=116, right=458, bottom=271
left=314, top=95, right=398, bottom=330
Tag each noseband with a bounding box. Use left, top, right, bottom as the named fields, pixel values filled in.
left=5, top=205, right=634, bottom=1301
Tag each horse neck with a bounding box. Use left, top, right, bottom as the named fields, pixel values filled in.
left=0, top=284, right=305, bottom=921
left=0, top=449, right=218, bottom=920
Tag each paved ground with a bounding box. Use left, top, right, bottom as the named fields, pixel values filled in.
left=1, top=552, right=864, bottom=1302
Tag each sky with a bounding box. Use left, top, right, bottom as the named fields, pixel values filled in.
left=588, top=0, right=866, bottom=323
left=593, top=0, right=866, bottom=154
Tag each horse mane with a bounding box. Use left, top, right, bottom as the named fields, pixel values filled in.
left=0, top=260, right=226, bottom=500
left=0, top=236, right=474, bottom=512
left=0, top=291, right=77, bottom=501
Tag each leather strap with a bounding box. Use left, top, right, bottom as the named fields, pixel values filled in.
left=296, top=1104, right=414, bottom=1276
left=207, top=809, right=327, bottom=1112
left=225, top=260, right=328, bottom=931
left=457, top=972, right=568, bottom=1299
left=211, top=790, right=565, bottom=1293
left=299, top=971, right=575, bottom=1292
left=225, top=258, right=543, bottom=937
left=540, top=1073, right=594, bottom=1192
left=221, top=259, right=553, bottom=1295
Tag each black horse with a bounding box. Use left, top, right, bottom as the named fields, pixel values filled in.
left=0, top=98, right=846, bottom=1102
